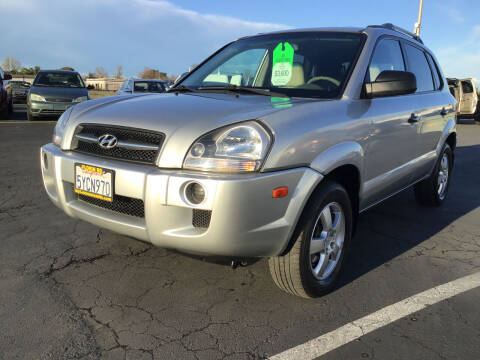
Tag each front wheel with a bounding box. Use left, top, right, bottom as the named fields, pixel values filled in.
left=27, top=109, right=34, bottom=121
left=268, top=180, right=353, bottom=298
left=414, top=143, right=453, bottom=206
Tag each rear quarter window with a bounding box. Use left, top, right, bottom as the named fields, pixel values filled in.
left=425, top=53, right=443, bottom=90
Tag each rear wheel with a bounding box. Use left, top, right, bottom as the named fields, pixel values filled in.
left=268, top=180, right=353, bottom=298
left=474, top=109, right=480, bottom=123
left=7, top=97, right=13, bottom=113
left=414, top=143, right=453, bottom=207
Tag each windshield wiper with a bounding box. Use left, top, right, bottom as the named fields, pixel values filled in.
left=168, top=85, right=198, bottom=93
left=198, top=85, right=288, bottom=98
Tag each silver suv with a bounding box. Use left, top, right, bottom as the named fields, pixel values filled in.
left=41, top=24, right=456, bottom=298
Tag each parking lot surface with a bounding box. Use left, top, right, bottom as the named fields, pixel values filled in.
left=1, top=105, right=480, bottom=359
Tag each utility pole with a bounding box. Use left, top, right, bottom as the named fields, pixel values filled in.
left=414, top=0, right=424, bottom=36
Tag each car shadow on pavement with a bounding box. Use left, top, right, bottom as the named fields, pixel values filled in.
left=337, top=143, right=480, bottom=289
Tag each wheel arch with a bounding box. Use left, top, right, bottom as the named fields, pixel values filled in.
left=281, top=162, right=362, bottom=256
left=437, top=118, right=456, bottom=154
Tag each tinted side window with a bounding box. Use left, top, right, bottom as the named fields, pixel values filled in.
left=425, top=53, right=442, bottom=90
left=403, top=44, right=434, bottom=92
left=461, top=80, right=474, bottom=93
left=368, top=39, right=405, bottom=82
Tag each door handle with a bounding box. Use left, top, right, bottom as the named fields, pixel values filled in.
left=441, top=107, right=448, bottom=116
left=408, top=113, right=420, bottom=123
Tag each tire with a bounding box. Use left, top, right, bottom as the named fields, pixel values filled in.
left=0, top=103, right=8, bottom=120
left=7, top=98, right=13, bottom=113
left=268, top=180, right=353, bottom=298
left=414, top=143, right=453, bottom=207
left=27, top=109, right=34, bottom=121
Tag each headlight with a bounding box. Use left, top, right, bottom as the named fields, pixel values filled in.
left=30, top=93, right=46, bottom=102
left=183, top=121, right=272, bottom=172
left=72, top=96, right=88, bottom=103
left=52, top=107, right=74, bottom=147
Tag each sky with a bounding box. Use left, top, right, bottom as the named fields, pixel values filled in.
left=1, top=0, right=479, bottom=84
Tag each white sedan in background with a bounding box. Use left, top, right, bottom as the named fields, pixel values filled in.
left=117, top=78, right=167, bottom=95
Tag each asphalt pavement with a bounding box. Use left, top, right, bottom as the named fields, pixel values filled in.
left=1, top=104, right=479, bottom=359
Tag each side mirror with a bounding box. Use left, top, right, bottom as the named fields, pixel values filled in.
left=364, top=71, right=417, bottom=99
left=86, top=85, right=95, bottom=90
left=3, top=74, right=12, bottom=80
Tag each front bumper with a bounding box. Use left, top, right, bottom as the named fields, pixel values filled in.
left=29, top=101, right=74, bottom=117
left=13, top=93, right=27, bottom=102
left=41, top=143, right=323, bottom=257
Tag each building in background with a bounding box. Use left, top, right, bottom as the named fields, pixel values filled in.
left=11, top=74, right=35, bottom=84
left=85, top=77, right=124, bottom=91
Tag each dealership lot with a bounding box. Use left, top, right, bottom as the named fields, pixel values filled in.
left=1, top=105, right=480, bottom=359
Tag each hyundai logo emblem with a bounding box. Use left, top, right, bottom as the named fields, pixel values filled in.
left=98, top=134, right=118, bottom=149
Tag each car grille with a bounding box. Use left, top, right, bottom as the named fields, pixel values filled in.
left=76, top=191, right=145, bottom=218
left=192, top=209, right=212, bottom=228
left=73, top=124, right=164, bottom=164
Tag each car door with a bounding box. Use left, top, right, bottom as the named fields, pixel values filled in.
left=400, top=43, right=447, bottom=181
left=460, top=80, right=477, bottom=115
left=361, top=38, right=424, bottom=208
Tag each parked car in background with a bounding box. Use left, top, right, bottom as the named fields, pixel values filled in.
left=0, top=66, right=13, bottom=118
left=6, top=80, right=31, bottom=104
left=455, top=78, right=478, bottom=119
left=41, top=24, right=456, bottom=298
left=447, top=78, right=461, bottom=106
left=117, top=78, right=167, bottom=95
left=27, top=70, right=90, bottom=121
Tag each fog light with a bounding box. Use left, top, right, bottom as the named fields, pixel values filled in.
left=43, top=152, right=48, bottom=170
left=184, top=182, right=206, bottom=205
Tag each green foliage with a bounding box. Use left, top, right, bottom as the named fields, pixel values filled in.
left=10, top=66, right=40, bottom=75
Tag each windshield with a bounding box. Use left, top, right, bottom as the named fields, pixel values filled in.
left=180, top=32, right=365, bottom=98
left=34, top=72, right=85, bottom=88
left=134, top=81, right=166, bottom=93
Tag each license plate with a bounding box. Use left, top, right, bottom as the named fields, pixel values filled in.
left=74, top=163, right=114, bottom=202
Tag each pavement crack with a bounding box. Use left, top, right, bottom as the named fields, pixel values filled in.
left=43, top=253, right=110, bottom=277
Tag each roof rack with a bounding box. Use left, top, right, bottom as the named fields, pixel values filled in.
left=366, top=23, right=423, bottom=44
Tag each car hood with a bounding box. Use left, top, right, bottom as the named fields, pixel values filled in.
left=30, top=86, right=88, bottom=100
left=63, top=92, right=315, bottom=168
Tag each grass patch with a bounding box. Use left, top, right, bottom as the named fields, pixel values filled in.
left=88, top=90, right=117, bottom=99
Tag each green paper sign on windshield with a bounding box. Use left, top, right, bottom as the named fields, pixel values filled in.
left=271, top=42, right=294, bottom=86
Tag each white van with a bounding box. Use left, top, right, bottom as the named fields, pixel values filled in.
left=458, top=78, right=478, bottom=118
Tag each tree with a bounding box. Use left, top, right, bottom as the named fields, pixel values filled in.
left=138, top=67, right=168, bottom=80
left=60, top=66, right=75, bottom=71
left=10, top=57, right=21, bottom=73
left=95, top=66, right=108, bottom=78
left=2, top=56, right=21, bottom=73
left=2, top=57, right=11, bottom=71
left=115, top=65, right=123, bottom=79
